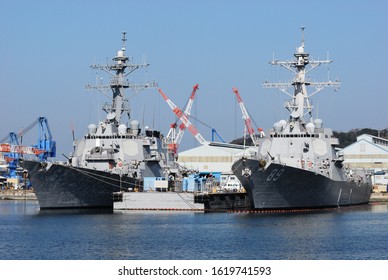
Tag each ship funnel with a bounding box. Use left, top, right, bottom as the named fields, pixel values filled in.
left=130, top=120, right=140, bottom=136
left=88, top=124, right=97, bottom=135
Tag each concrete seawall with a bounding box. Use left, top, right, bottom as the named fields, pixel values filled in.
left=370, top=193, right=388, bottom=202
left=0, top=190, right=36, bottom=200
left=1, top=190, right=387, bottom=204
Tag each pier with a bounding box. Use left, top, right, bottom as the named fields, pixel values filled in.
left=0, top=190, right=36, bottom=200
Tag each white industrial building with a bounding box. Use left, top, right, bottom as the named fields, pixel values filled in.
left=177, top=142, right=255, bottom=174
left=341, top=134, right=388, bottom=190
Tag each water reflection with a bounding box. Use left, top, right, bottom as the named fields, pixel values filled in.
left=1, top=200, right=388, bottom=259
left=0, top=200, right=39, bottom=215
left=38, top=208, right=113, bottom=216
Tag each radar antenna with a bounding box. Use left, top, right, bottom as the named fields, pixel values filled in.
left=262, top=27, right=341, bottom=123
left=85, top=32, right=157, bottom=125
left=300, top=26, right=305, bottom=48
left=121, top=31, right=127, bottom=50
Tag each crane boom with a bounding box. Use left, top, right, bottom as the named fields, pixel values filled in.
left=175, top=84, right=199, bottom=146
left=158, top=88, right=207, bottom=146
left=166, top=122, right=177, bottom=142
left=1, top=117, right=56, bottom=160
left=183, top=84, right=199, bottom=115
left=0, top=143, right=45, bottom=155
left=232, top=87, right=258, bottom=146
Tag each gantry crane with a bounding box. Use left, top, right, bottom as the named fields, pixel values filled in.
left=0, top=143, right=45, bottom=155
left=0, top=143, right=44, bottom=180
left=19, top=117, right=56, bottom=161
left=0, top=117, right=56, bottom=180
left=0, top=133, right=24, bottom=178
left=17, top=117, right=56, bottom=161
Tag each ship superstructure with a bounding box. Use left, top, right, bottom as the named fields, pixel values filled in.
left=23, top=33, right=178, bottom=209
left=73, top=32, right=166, bottom=180
left=232, top=28, right=372, bottom=210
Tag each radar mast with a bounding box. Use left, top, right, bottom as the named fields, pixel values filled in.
left=86, top=32, right=157, bottom=126
left=262, top=27, right=341, bottom=124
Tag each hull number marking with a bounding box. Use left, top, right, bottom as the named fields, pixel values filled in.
left=266, top=168, right=284, bottom=181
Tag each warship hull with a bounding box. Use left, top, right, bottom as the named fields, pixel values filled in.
left=232, top=158, right=372, bottom=210
left=23, top=160, right=141, bottom=209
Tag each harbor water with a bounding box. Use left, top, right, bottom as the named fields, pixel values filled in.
left=1, top=200, right=388, bottom=260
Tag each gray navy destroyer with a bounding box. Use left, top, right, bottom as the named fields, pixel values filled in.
left=232, top=28, right=372, bottom=210
left=23, top=33, right=179, bottom=209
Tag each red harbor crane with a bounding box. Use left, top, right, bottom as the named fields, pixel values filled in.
left=232, top=87, right=262, bottom=146
left=165, top=84, right=199, bottom=154
left=158, top=87, right=207, bottom=152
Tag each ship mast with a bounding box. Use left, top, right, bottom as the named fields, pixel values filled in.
left=262, top=27, right=341, bottom=124
left=86, top=32, right=157, bottom=126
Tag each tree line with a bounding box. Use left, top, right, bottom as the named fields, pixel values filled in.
left=333, top=128, right=388, bottom=148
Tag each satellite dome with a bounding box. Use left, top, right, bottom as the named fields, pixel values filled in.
left=273, top=122, right=283, bottom=133
left=88, top=124, right=97, bottom=135
left=279, top=120, right=287, bottom=129
left=130, top=120, right=140, bottom=130
left=306, top=122, right=315, bottom=134
left=118, top=124, right=127, bottom=135
left=314, top=119, right=323, bottom=129
left=131, top=120, right=140, bottom=136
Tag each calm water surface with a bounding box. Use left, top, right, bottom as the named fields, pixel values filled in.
left=1, top=200, right=387, bottom=260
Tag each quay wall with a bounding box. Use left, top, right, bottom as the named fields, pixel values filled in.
left=0, top=190, right=36, bottom=200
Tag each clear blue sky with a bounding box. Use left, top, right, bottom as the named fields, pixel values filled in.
left=1, top=0, right=387, bottom=158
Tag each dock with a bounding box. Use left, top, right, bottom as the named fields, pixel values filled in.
left=0, top=190, right=36, bottom=200
left=369, top=193, right=388, bottom=202
left=1, top=190, right=385, bottom=206
left=114, top=192, right=204, bottom=211
left=195, top=192, right=252, bottom=212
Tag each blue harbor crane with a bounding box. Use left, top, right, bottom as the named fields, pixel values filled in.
left=16, top=116, right=56, bottom=161
left=0, top=117, right=56, bottom=188
left=0, top=132, right=20, bottom=178
left=34, top=117, right=56, bottom=161
left=188, top=115, right=226, bottom=143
